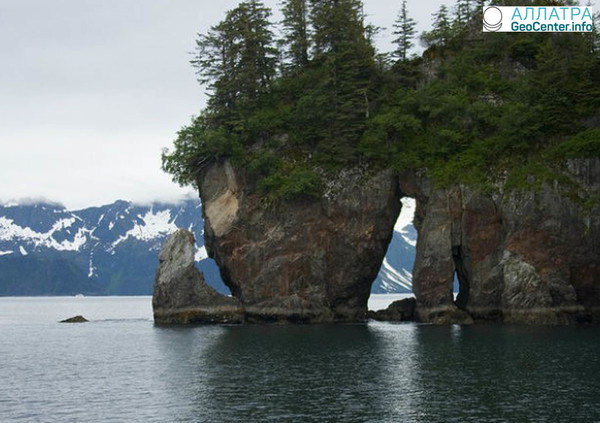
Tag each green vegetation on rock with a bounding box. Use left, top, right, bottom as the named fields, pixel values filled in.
left=162, top=0, right=600, bottom=200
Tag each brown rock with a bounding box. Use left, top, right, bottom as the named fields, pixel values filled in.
left=152, top=229, right=244, bottom=324
left=189, top=155, right=598, bottom=325
left=408, top=157, right=600, bottom=325
left=198, top=161, right=401, bottom=323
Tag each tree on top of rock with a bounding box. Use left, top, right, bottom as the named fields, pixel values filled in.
left=192, top=0, right=278, bottom=122
left=281, top=0, right=311, bottom=72
left=421, top=4, right=452, bottom=48
left=308, top=0, right=377, bottom=159
left=454, top=0, right=473, bottom=27
left=392, top=0, right=417, bottom=61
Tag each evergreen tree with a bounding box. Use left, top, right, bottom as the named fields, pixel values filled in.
left=164, top=0, right=600, bottom=200
left=454, top=0, right=473, bottom=27
left=421, top=5, right=452, bottom=48
left=281, top=0, right=310, bottom=71
left=392, top=0, right=417, bottom=61
left=474, top=0, right=487, bottom=13
left=192, top=1, right=277, bottom=120
left=308, top=0, right=376, bottom=154
left=309, top=0, right=366, bottom=56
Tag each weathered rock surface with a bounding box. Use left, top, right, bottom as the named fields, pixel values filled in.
left=404, top=158, right=600, bottom=325
left=198, top=162, right=401, bottom=322
left=185, top=157, right=598, bottom=325
left=152, top=229, right=243, bottom=324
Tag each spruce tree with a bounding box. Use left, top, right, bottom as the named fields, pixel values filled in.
left=192, top=0, right=277, bottom=120
left=454, top=0, right=473, bottom=27
left=392, top=0, right=417, bottom=61
left=309, top=0, right=365, bottom=56
left=281, top=0, right=310, bottom=71
left=474, top=0, right=487, bottom=13
left=308, top=0, right=376, bottom=155
left=421, top=5, right=451, bottom=48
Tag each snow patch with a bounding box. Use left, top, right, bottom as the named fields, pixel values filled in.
left=88, top=251, right=96, bottom=278
left=51, top=218, right=75, bottom=232
left=401, top=234, right=417, bottom=247
left=113, top=209, right=178, bottom=246
left=394, top=197, right=415, bottom=232
left=394, top=198, right=416, bottom=246
left=0, top=216, right=89, bottom=251
left=0, top=217, right=40, bottom=241
left=379, top=258, right=412, bottom=291
left=0, top=250, right=13, bottom=256
left=195, top=245, right=208, bottom=261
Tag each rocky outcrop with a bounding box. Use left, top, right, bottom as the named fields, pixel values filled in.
left=368, top=298, right=416, bottom=322
left=60, top=315, right=88, bottom=323
left=178, top=156, right=598, bottom=325
left=152, top=229, right=243, bottom=324
left=404, top=158, right=600, bottom=325
left=198, top=162, right=401, bottom=322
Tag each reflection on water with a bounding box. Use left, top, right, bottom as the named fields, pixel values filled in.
left=154, top=324, right=397, bottom=421
left=409, top=325, right=600, bottom=422
left=152, top=323, right=600, bottom=423
left=1, top=297, right=600, bottom=422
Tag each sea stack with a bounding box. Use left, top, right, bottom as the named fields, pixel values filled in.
left=152, top=229, right=243, bottom=324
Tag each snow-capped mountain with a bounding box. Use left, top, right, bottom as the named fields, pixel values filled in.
left=0, top=198, right=416, bottom=296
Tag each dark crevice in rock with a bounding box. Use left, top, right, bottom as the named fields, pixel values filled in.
left=452, top=246, right=470, bottom=310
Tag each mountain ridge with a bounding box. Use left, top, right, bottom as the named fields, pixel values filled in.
left=0, top=198, right=415, bottom=296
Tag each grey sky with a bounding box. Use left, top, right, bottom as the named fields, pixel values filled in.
left=0, top=0, right=515, bottom=208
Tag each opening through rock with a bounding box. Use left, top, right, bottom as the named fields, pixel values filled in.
left=192, top=202, right=231, bottom=296
left=369, top=197, right=417, bottom=310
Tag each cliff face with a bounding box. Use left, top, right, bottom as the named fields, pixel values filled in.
left=404, top=158, right=600, bottom=324
left=157, top=158, right=598, bottom=325
left=197, top=161, right=401, bottom=322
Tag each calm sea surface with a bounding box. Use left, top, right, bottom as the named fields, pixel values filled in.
left=1, top=296, right=599, bottom=423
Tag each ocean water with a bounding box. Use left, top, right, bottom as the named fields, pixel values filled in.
left=1, top=296, right=599, bottom=423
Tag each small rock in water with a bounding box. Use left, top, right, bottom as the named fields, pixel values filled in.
left=368, top=298, right=416, bottom=322
left=60, top=315, right=88, bottom=323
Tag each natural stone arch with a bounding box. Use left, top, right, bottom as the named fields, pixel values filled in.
left=154, top=158, right=600, bottom=325
left=195, top=160, right=402, bottom=322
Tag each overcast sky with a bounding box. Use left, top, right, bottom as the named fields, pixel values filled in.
left=0, top=0, right=511, bottom=209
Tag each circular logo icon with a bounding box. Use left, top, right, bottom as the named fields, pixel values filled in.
left=483, top=7, right=503, bottom=32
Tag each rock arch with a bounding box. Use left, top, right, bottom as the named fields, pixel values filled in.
left=154, top=158, right=600, bottom=325
left=194, top=161, right=402, bottom=322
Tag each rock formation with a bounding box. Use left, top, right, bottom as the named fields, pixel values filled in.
left=402, top=158, right=600, bottom=324
left=60, top=315, right=88, bottom=323
left=156, top=157, right=598, bottom=325
left=197, top=161, right=401, bottom=322
left=152, top=229, right=243, bottom=324
left=368, top=298, right=416, bottom=322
